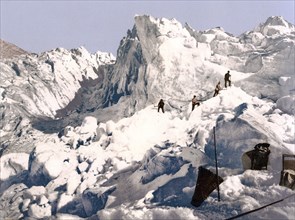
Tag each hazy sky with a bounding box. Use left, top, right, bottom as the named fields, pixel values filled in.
left=1, top=1, right=294, bottom=55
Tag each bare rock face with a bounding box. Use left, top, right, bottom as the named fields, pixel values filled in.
left=0, top=39, right=28, bottom=59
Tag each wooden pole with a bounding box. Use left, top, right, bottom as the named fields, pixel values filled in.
left=213, top=126, right=221, bottom=202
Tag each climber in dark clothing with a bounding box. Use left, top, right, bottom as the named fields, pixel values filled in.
left=213, top=82, right=221, bottom=97
left=158, top=99, right=165, bottom=113
left=224, top=70, right=231, bottom=88
left=192, top=95, right=200, bottom=111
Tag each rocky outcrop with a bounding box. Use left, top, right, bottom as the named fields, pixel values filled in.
left=0, top=39, right=28, bottom=59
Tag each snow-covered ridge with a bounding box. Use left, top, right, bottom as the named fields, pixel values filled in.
left=1, top=14, right=294, bottom=151
left=102, top=14, right=294, bottom=117
left=1, top=46, right=115, bottom=117
left=0, top=46, right=115, bottom=152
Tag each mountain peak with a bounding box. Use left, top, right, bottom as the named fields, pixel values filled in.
left=264, top=16, right=292, bottom=27
left=0, top=39, right=29, bottom=59
left=254, top=16, right=295, bottom=36
left=134, top=14, right=190, bottom=38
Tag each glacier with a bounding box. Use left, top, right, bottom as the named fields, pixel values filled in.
left=0, top=15, right=294, bottom=219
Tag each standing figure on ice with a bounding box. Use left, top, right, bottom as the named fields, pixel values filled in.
left=213, top=81, right=221, bottom=97
left=192, top=95, right=200, bottom=111
left=158, top=99, right=165, bottom=113
left=224, top=70, right=231, bottom=88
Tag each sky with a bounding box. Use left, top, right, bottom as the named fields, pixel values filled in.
left=0, top=0, right=294, bottom=55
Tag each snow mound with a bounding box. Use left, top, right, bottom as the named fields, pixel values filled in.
left=0, top=153, right=29, bottom=181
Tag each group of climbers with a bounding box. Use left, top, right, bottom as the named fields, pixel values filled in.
left=158, top=70, right=231, bottom=113
left=213, top=70, right=231, bottom=97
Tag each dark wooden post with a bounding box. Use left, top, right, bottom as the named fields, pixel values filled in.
left=213, top=126, right=221, bottom=202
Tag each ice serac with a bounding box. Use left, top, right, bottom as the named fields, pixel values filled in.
left=184, top=16, right=295, bottom=100
left=99, top=15, right=174, bottom=116
left=0, top=46, right=115, bottom=153
left=237, top=16, right=295, bottom=100
left=101, top=15, right=214, bottom=117
left=102, top=15, right=294, bottom=119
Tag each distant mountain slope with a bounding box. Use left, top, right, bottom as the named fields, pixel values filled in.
left=0, top=39, right=29, bottom=59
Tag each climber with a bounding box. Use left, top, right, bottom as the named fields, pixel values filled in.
left=213, top=82, right=222, bottom=97
left=224, top=70, right=231, bottom=88
left=158, top=99, right=165, bottom=113
left=192, top=95, right=200, bottom=111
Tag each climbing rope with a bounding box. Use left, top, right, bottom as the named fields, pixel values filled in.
left=225, top=193, right=295, bottom=220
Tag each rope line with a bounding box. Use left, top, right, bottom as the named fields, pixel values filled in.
left=225, top=193, right=295, bottom=220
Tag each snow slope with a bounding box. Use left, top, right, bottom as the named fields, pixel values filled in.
left=0, top=15, right=294, bottom=219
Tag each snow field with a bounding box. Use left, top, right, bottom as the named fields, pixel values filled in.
left=1, top=86, right=294, bottom=219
